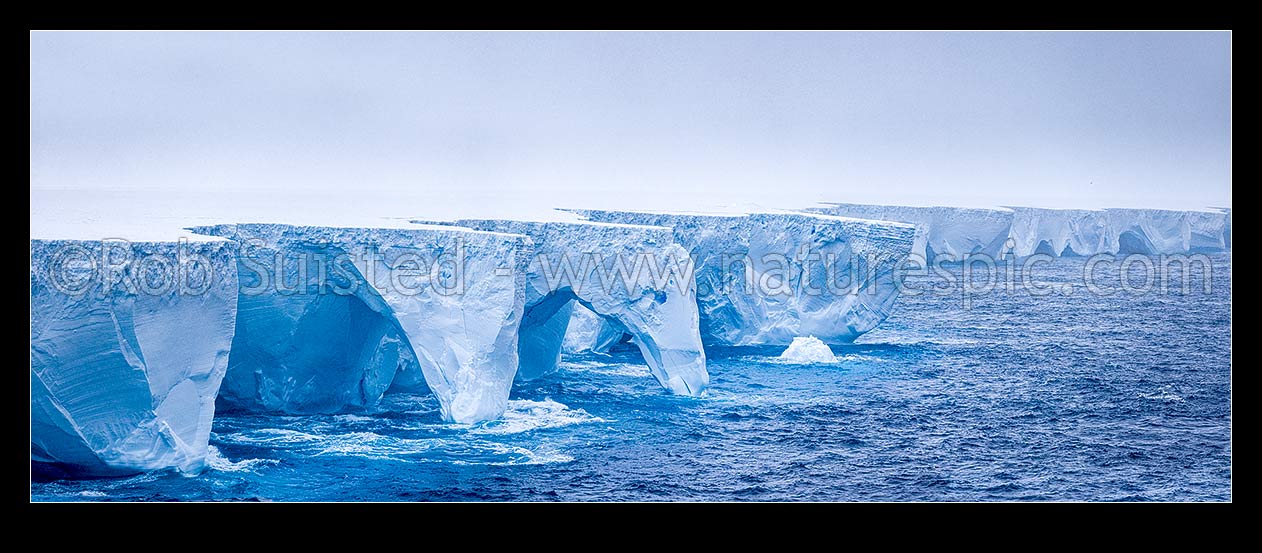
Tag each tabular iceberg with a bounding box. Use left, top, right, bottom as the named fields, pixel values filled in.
left=1005, top=207, right=1107, bottom=257
left=191, top=224, right=531, bottom=423
left=809, top=203, right=1015, bottom=259
left=1007, top=207, right=1233, bottom=257
left=31, top=239, right=238, bottom=476
left=417, top=219, right=708, bottom=396
left=1106, top=208, right=1231, bottom=255
left=812, top=203, right=1232, bottom=259
left=567, top=210, right=917, bottom=346
left=31, top=201, right=1231, bottom=480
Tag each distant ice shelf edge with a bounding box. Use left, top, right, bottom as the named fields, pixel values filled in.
left=809, top=204, right=1231, bottom=260
left=29, top=204, right=1231, bottom=476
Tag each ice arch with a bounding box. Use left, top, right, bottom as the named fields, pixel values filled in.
left=1116, top=231, right=1154, bottom=255
left=563, top=303, right=633, bottom=355
left=566, top=210, right=918, bottom=346
left=192, top=224, right=531, bottom=423
left=418, top=219, right=708, bottom=396
left=814, top=204, right=1231, bottom=259
left=209, top=240, right=418, bottom=414
left=808, top=203, right=1015, bottom=260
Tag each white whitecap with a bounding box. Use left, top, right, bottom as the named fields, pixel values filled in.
left=560, top=361, right=652, bottom=377
left=1140, top=386, right=1185, bottom=402
left=205, top=445, right=279, bottom=473
left=470, top=399, right=605, bottom=435
left=213, top=428, right=326, bottom=447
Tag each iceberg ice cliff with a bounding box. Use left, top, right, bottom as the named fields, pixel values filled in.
left=31, top=239, right=238, bottom=476
left=567, top=210, right=917, bottom=346
left=191, top=224, right=531, bottom=423
left=812, top=203, right=1232, bottom=258
left=1004, top=207, right=1232, bottom=257
left=809, top=204, right=1014, bottom=259
left=417, top=219, right=708, bottom=396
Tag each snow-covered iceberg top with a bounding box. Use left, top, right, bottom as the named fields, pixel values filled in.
left=778, top=336, right=839, bottom=364
left=810, top=203, right=1232, bottom=259
left=190, top=223, right=532, bottom=424
left=415, top=218, right=708, bottom=396
left=564, top=209, right=917, bottom=346
left=31, top=239, right=238, bottom=476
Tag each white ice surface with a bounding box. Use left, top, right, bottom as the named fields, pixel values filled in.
left=778, top=336, right=839, bottom=364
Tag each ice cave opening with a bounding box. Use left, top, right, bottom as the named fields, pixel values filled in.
left=518, top=287, right=705, bottom=395
left=218, top=268, right=424, bottom=414
left=1117, top=231, right=1155, bottom=255
left=1034, top=240, right=1058, bottom=257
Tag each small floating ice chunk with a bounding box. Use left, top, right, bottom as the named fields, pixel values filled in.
left=778, top=336, right=839, bottom=364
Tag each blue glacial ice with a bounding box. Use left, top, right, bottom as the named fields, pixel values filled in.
left=563, top=302, right=631, bottom=355
left=31, top=202, right=1232, bottom=478
left=191, top=224, right=531, bottom=424
left=810, top=203, right=1232, bottom=259
left=418, top=219, right=708, bottom=396
left=806, top=204, right=1015, bottom=260
left=566, top=210, right=918, bottom=346
left=1006, top=207, right=1233, bottom=257
left=30, top=239, right=238, bottom=476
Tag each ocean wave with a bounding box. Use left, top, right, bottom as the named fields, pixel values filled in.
left=450, top=443, right=575, bottom=466
left=560, top=361, right=652, bottom=378
left=1139, top=386, right=1185, bottom=402
left=205, top=445, right=279, bottom=473
left=330, top=414, right=377, bottom=423
left=853, top=333, right=981, bottom=347
left=213, top=428, right=326, bottom=447
left=471, top=399, right=606, bottom=435
left=311, top=432, right=445, bottom=459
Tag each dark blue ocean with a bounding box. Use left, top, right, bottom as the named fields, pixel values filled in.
left=31, top=254, right=1232, bottom=501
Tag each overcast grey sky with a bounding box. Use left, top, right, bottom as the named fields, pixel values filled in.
left=30, top=31, right=1231, bottom=211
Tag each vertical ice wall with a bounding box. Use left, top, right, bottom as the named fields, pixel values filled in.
left=31, top=239, right=238, bottom=476
left=1005, top=207, right=1111, bottom=257
left=813, top=203, right=1231, bottom=258
left=809, top=203, right=1016, bottom=259
left=567, top=210, right=918, bottom=345
left=192, top=224, right=531, bottom=423
left=1007, top=207, right=1233, bottom=257
left=418, top=219, right=708, bottom=396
